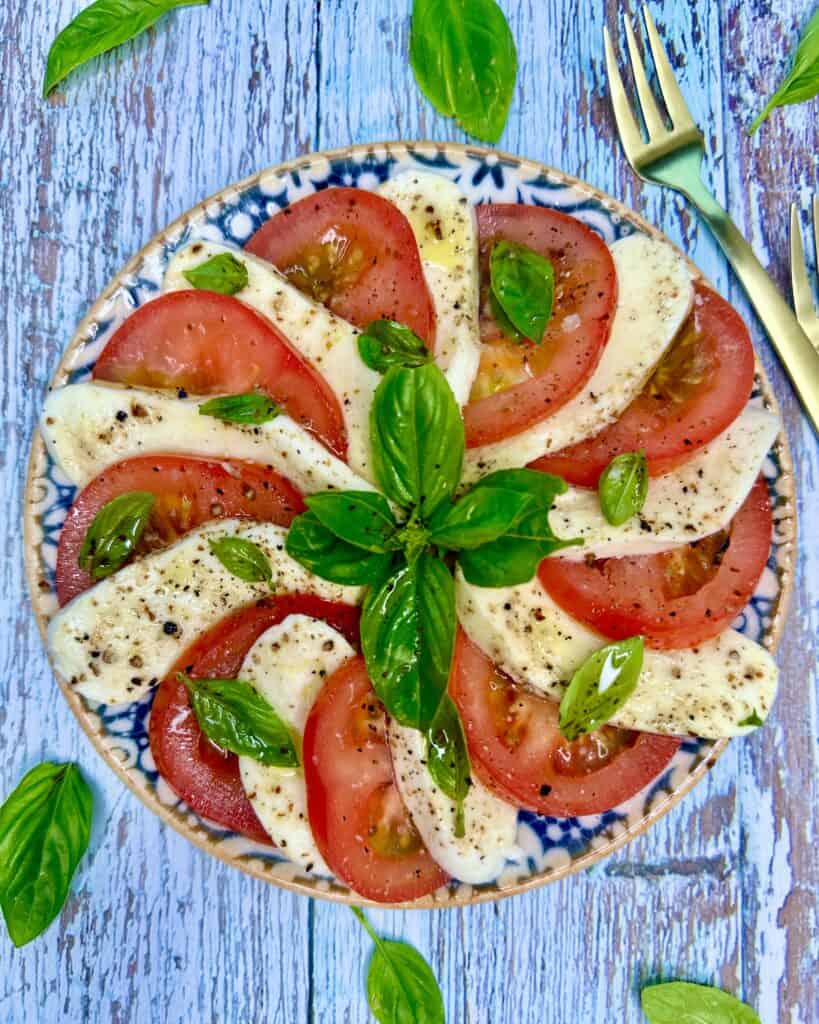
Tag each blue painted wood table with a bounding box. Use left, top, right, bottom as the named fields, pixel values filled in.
left=1, top=1, right=817, bottom=1020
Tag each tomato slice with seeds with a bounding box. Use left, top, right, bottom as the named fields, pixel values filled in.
left=531, top=284, right=755, bottom=486
left=93, top=290, right=347, bottom=458
left=149, top=596, right=361, bottom=844
left=56, top=455, right=304, bottom=607
left=450, top=631, right=680, bottom=817
left=303, top=656, right=448, bottom=903
left=538, top=475, right=772, bottom=650
left=246, top=188, right=436, bottom=343
left=464, top=204, right=617, bottom=448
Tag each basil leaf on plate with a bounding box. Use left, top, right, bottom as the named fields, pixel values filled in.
left=78, top=490, right=155, bottom=579
left=429, top=486, right=531, bottom=550
left=489, top=289, right=525, bottom=344
left=0, top=762, right=92, bottom=947
left=471, top=467, right=568, bottom=508
left=208, top=536, right=272, bottom=584
left=738, top=709, right=765, bottom=728
left=183, top=252, right=249, bottom=295
left=306, top=491, right=397, bottom=553
left=641, top=981, right=761, bottom=1024
left=598, top=449, right=648, bottom=526
left=558, top=636, right=644, bottom=742
left=358, top=320, right=432, bottom=374
left=286, top=510, right=395, bottom=585
left=749, top=8, right=819, bottom=134
left=370, top=363, right=464, bottom=519
left=426, top=696, right=471, bottom=838
left=409, top=0, right=517, bottom=143
left=198, top=393, right=279, bottom=424
left=44, top=0, right=209, bottom=97
left=180, top=675, right=299, bottom=767
left=490, top=241, right=555, bottom=344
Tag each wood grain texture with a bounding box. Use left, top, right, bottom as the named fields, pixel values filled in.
left=0, top=0, right=816, bottom=1021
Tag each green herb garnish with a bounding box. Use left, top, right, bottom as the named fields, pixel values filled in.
left=358, top=320, right=432, bottom=373
left=738, top=709, right=765, bottom=729
left=489, top=241, right=555, bottom=344
left=208, top=536, right=272, bottom=584
left=559, top=636, right=644, bottom=741
left=426, top=696, right=471, bottom=838
left=199, top=393, right=279, bottom=424
left=749, top=8, right=819, bottom=134
left=641, top=980, right=761, bottom=1023
left=78, top=491, right=155, bottom=579
left=598, top=450, right=649, bottom=526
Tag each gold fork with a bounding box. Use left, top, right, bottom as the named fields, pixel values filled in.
left=605, top=5, right=819, bottom=435
left=791, top=197, right=819, bottom=350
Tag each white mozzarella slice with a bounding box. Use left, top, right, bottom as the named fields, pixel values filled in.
left=462, top=234, right=695, bottom=484
left=379, top=171, right=481, bottom=406
left=238, top=615, right=354, bottom=873
left=387, top=721, right=519, bottom=884
left=163, top=242, right=380, bottom=481
left=548, top=406, right=780, bottom=559
left=456, top=568, right=778, bottom=738
left=40, top=381, right=373, bottom=495
left=47, top=520, right=362, bottom=705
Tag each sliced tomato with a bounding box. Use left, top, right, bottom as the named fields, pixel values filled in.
left=149, top=595, right=361, bottom=843
left=531, top=284, right=755, bottom=486
left=450, top=631, right=680, bottom=816
left=303, top=656, right=448, bottom=903
left=93, top=290, right=347, bottom=458
left=56, top=455, right=304, bottom=607
left=464, top=204, right=617, bottom=448
left=538, top=476, right=771, bottom=650
left=246, top=188, right=435, bottom=343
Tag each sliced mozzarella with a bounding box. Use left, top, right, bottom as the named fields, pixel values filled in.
left=47, top=520, right=362, bottom=705
left=456, top=568, right=778, bottom=738
left=379, top=172, right=481, bottom=406
left=462, top=234, right=695, bottom=484
left=387, top=720, right=519, bottom=884
left=548, top=406, right=780, bottom=559
left=40, top=381, right=372, bottom=495
left=238, top=615, right=354, bottom=874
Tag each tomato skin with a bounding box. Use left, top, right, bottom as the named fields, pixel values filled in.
left=149, top=596, right=361, bottom=844
left=531, top=284, right=755, bottom=486
left=464, top=204, right=617, bottom=448
left=304, top=657, right=449, bottom=903
left=93, top=290, right=347, bottom=458
left=450, top=631, right=680, bottom=817
left=56, top=455, right=304, bottom=607
left=538, top=476, right=772, bottom=650
left=246, top=188, right=436, bottom=343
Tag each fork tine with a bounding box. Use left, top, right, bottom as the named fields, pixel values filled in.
left=604, top=26, right=644, bottom=160
left=641, top=5, right=698, bottom=132
left=623, top=15, right=668, bottom=139
left=790, top=204, right=817, bottom=334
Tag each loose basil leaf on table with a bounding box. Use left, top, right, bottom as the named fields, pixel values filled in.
left=749, top=7, right=819, bottom=134
left=78, top=490, right=155, bottom=579
left=358, top=319, right=432, bottom=373
left=198, top=393, right=279, bottom=424
left=306, top=491, right=398, bottom=553
left=641, top=981, right=761, bottom=1024
left=429, top=486, right=532, bottom=550
left=44, top=0, right=209, bottom=97
left=598, top=449, right=648, bottom=526
left=208, top=536, right=273, bottom=584
left=426, top=696, right=471, bottom=839
left=558, top=636, right=644, bottom=742
left=286, top=510, right=395, bottom=585
left=183, top=252, right=249, bottom=295
left=0, top=762, right=93, bottom=947
left=179, top=674, right=299, bottom=767
left=410, top=0, right=517, bottom=143
left=490, top=241, right=555, bottom=344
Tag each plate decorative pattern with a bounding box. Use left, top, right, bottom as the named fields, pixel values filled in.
left=24, top=142, right=795, bottom=907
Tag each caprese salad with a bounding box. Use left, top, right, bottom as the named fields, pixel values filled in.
left=38, top=169, right=781, bottom=904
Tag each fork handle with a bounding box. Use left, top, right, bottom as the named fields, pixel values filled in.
left=684, top=180, right=819, bottom=436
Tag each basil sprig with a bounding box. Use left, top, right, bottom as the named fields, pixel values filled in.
left=285, top=511, right=395, bottom=586
left=199, top=393, right=279, bottom=424
left=489, top=241, right=555, bottom=344
left=426, top=696, right=471, bottom=838
left=180, top=674, right=299, bottom=767
left=183, top=253, right=249, bottom=295
left=598, top=450, right=648, bottom=526
left=358, top=320, right=432, bottom=373
left=306, top=491, right=398, bottom=553
left=78, top=490, right=155, bottom=579
left=641, top=981, right=761, bottom=1024
left=208, top=536, right=273, bottom=584
left=749, top=8, right=819, bottom=134
left=0, top=763, right=92, bottom=947
left=559, top=637, right=644, bottom=741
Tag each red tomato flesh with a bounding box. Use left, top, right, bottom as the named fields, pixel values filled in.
left=93, top=290, right=347, bottom=458
left=149, top=596, right=361, bottom=844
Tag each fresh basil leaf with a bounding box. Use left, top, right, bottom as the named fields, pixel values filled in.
left=352, top=907, right=445, bottom=1024
left=361, top=553, right=456, bottom=730
left=559, top=636, right=644, bottom=742
left=182, top=252, right=249, bottom=295
left=409, top=0, right=517, bottom=143
left=78, top=490, right=155, bottom=579
left=44, top=0, right=209, bottom=97
left=370, top=363, right=464, bottom=520
left=198, top=393, right=280, bottom=424
left=641, top=981, right=761, bottom=1024
left=427, top=696, right=470, bottom=838
left=738, top=709, right=765, bottom=728
left=180, top=674, right=299, bottom=767
left=489, top=289, right=525, bottom=343
left=286, top=510, right=394, bottom=585
left=306, top=491, right=397, bottom=553
left=598, top=450, right=648, bottom=526
left=0, top=762, right=92, bottom=947
left=749, top=8, right=819, bottom=134
left=358, top=320, right=432, bottom=373
left=429, top=486, right=531, bottom=550
left=208, top=536, right=272, bottom=584
left=490, top=241, right=555, bottom=344
left=470, top=467, right=568, bottom=508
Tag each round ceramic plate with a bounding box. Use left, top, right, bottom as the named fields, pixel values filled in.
left=24, top=142, right=796, bottom=907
